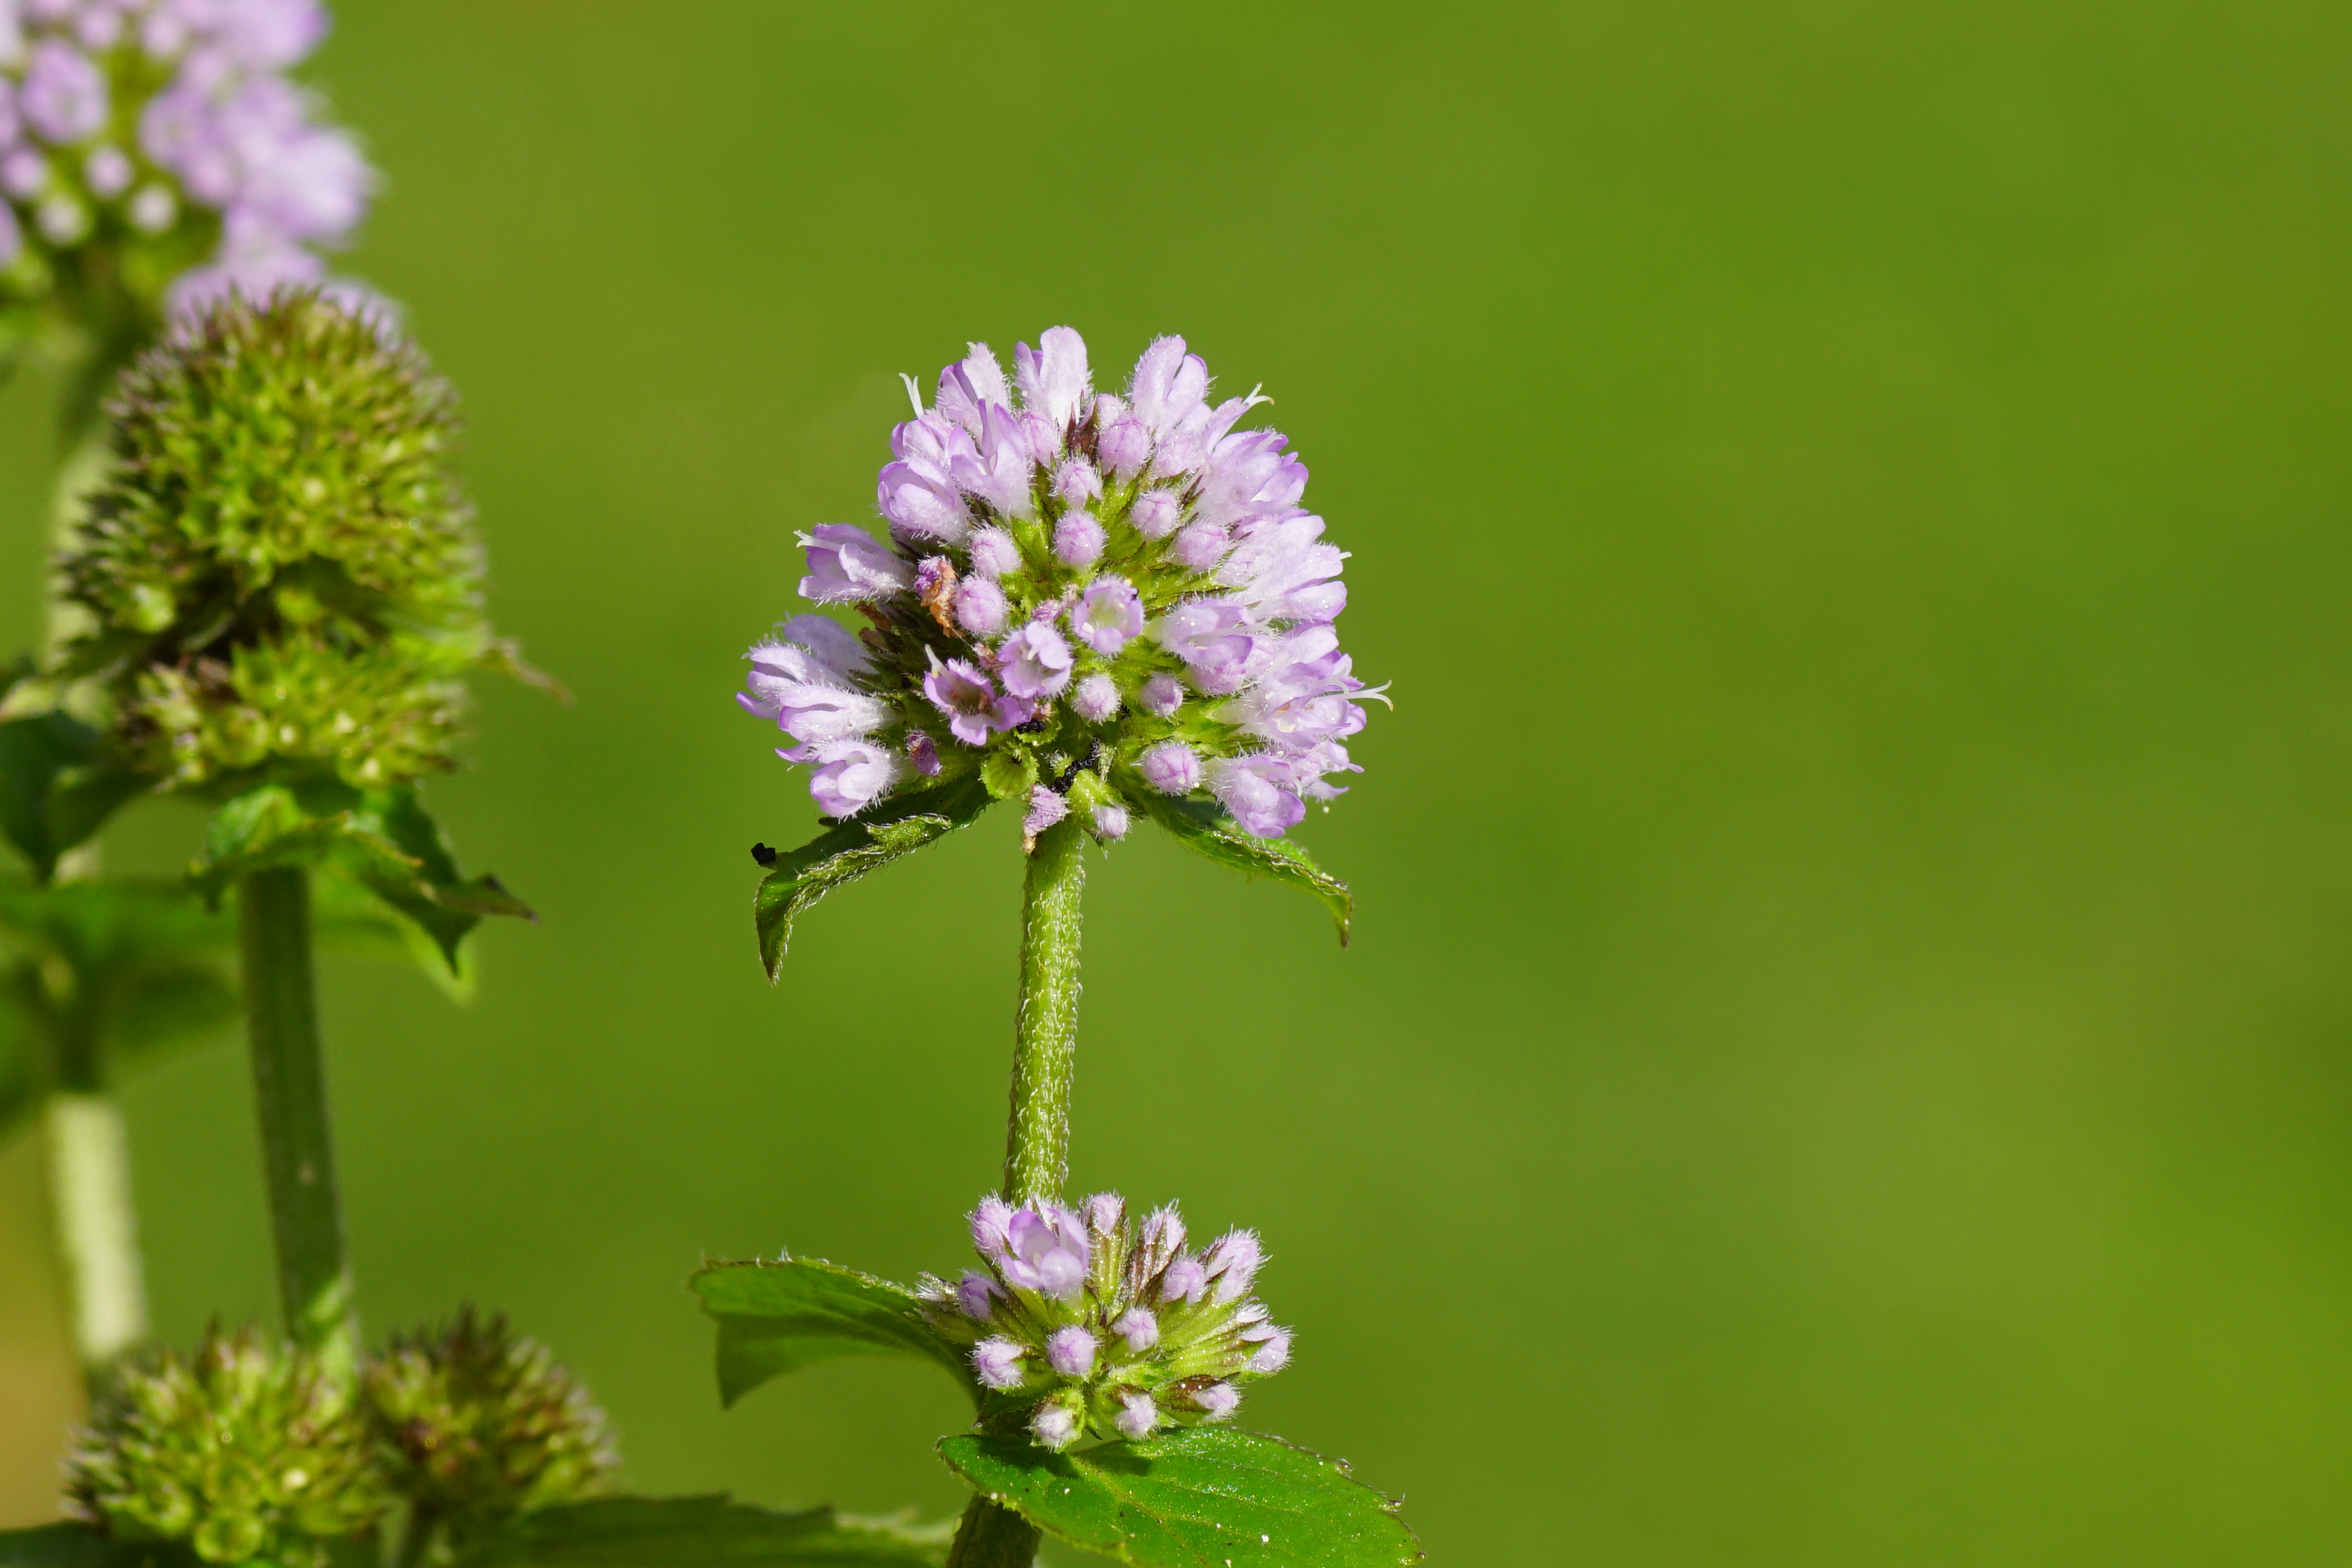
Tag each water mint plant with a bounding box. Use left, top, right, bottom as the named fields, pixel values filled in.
left=700, top=328, right=1415, bottom=1568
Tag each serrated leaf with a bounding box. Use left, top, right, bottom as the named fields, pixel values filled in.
left=458, top=1497, right=948, bottom=1568
left=0, top=709, right=145, bottom=882
left=191, top=783, right=531, bottom=975
left=754, top=779, right=993, bottom=979
left=1131, top=794, right=1353, bottom=946
left=938, top=1427, right=1420, bottom=1568
left=0, top=1524, right=127, bottom=1568
left=691, top=1256, right=974, bottom=1408
left=978, top=750, right=1034, bottom=802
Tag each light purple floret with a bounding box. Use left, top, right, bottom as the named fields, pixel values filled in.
left=1116, top=1391, right=1158, bottom=1440
left=1031, top=1401, right=1080, bottom=1449
left=1244, top=1326, right=1293, bottom=1374
left=998, top=622, right=1073, bottom=700
left=1023, top=786, right=1068, bottom=837
left=1071, top=673, right=1121, bottom=723
left=1131, top=488, right=1183, bottom=539
left=23, top=42, right=105, bottom=143
left=971, top=1197, right=1015, bottom=1256
left=1052, top=510, right=1105, bottom=568
left=998, top=1204, right=1090, bottom=1299
left=1053, top=457, right=1102, bottom=507
left=1160, top=1254, right=1207, bottom=1304
left=1138, top=740, right=1201, bottom=796
left=967, top=526, right=1021, bottom=578
left=1203, top=1230, right=1264, bottom=1301
left=955, top=576, right=1007, bottom=636
left=1045, top=1326, right=1098, bottom=1378
left=800, top=523, right=913, bottom=603
left=973, top=1337, right=1025, bottom=1391
left=805, top=739, right=899, bottom=817
left=1091, top=802, right=1130, bottom=842
left=1112, top=1307, right=1159, bottom=1352
left=1070, top=577, right=1143, bottom=657
left=922, top=657, right=1012, bottom=746
left=1137, top=673, right=1184, bottom=717
left=1209, top=754, right=1307, bottom=838
left=957, top=1271, right=998, bottom=1320
left=1194, top=1383, right=1240, bottom=1420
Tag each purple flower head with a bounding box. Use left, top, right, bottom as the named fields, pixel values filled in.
left=805, top=739, right=900, bottom=818
left=799, top=524, right=912, bottom=603
left=967, top=526, right=1021, bottom=579
left=1053, top=458, right=1102, bottom=508
left=1098, top=416, right=1151, bottom=481
left=1071, top=672, right=1120, bottom=723
left=998, top=1204, right=1089, bottom=1299
left=997, top=622, right=1073, bottom=700
left=957, top=1271, right=999, bottom=1321
left=1022, top=786, right=1067, bottom=838
left=1052, top=509, right=1104, bottom=568
left=923, top=657, right=1013, bottom=747
left=1045, top=1326, right=1097, bottom=1378
left=84, top=145, right=130, bottom=197
left=1, top=148, right=44, bottom=198
left=1209, top=754, right=1306, bottom=838
left=973, top=1337, right=1025, bottom=1391
left=1070, top=576, right=1143, bottom=657
left=23, top=42, right=104, bottom=142
left=1112, top=1307, right=1159, bottom=1353
left=1138, top=673, right=1184, bottom=717
left=1131, top=488, right=1183, bottom=539
left=1138, top=740, right=1201, bottom=796
left=1116, top=1392, right=1159, bottom=1441
left=954, top=575, right=1007, bottom=637
left=1193, top=1382, right=1241, bottom=1421
left=751, top=324, right=1370, bottom=829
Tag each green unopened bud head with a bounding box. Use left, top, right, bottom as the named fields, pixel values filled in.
left=64, top=1325, right=389, bottom=1568
left=364, top=1307, right=618, bottom=1547
left=59, top=289, right=530, bottom=793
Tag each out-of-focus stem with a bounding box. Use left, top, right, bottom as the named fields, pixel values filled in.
left=942, top=1491, right=1042, bottom=1568
left=239, top=866, right=358, bottom=1386
left=42, top=1092, right=146, bottom=1388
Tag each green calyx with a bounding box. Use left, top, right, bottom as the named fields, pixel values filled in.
left=363, top=1307, right=619, bottom=1554
left=64, top=1325, right=389, bottom=1568
left=57, top=289, right=531, bottom=795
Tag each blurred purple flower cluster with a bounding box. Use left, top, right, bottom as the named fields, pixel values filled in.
left=919, top=1193, right=1290, bottom=1450
left=741, top=327, right=1379, bottom=836
left=0, top=0, right=372, bottom=319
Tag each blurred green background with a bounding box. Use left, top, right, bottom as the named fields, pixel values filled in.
left=6, top=0, right=2352, bottom=1560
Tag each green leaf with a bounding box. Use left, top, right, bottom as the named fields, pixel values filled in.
left=191, top=783, right=532, bottom=974
left=0, top=878, right=239, bottom=1091
left=691, top=1256, right=974, bottom=1408
left=754, top=778, right=993, bottom=980
left=0, top=708, right=145, bottom=883
left=459, top=1497, right=948, bottom=1568
left=1131, top=795, right=1353, bottom=946
left=938, top=1427, right=1420, bottom=1568
left=0, top=1524, right=131, bottom=1568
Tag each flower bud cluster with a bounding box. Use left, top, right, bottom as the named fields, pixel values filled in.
left=0, top=0, right=373, bottom=345
left=64, top=1315, right=617, bottom=1566
left=64, top=1325, right=388, bottom=1568
left=58, top=290, right=522, bottom=791
left=919, top=1194, right=1292, bottom=1451
left=364, top=1307, right=620, bottom=1551
left=739, top=328, right=1377, bottom=838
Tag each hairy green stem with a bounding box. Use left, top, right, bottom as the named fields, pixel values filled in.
left=1002, top=816, right=1086, bottom=1207
left=943, top=1491, right=1042, bottom=1568
left=948, top=818, right=1090, bottom=1568
left=240, top=866, right=358, bottom=1385
left=42, top=1093, right=147, bottom=1386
